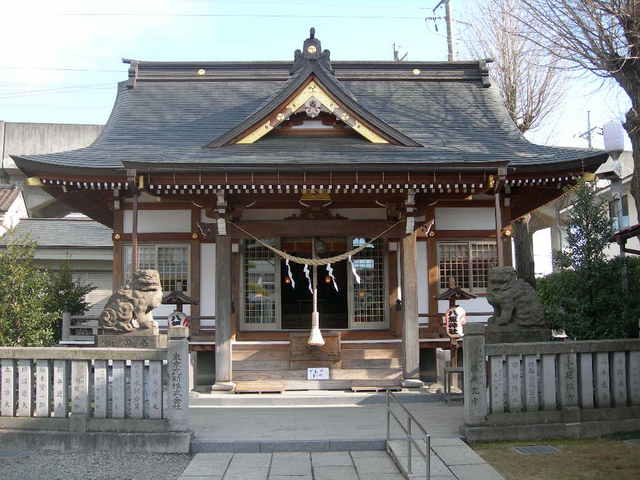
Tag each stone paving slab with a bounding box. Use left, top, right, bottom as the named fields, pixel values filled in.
left=311, top=452, right=353, bottom=467
left=450, top=464, right=507, bottom=480
left=431, top=445, right=487, bottom=466
left=180, top=444, right=505, bottom=480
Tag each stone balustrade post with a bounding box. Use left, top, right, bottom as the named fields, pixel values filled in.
left=463, top=323, right=488, bottom=425
left=166, top=326, right=190, bottom=432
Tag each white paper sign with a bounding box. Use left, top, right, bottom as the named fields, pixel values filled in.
left=307, top=368, right=330, bottom=380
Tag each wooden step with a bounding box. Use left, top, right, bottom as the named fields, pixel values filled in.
left=234, top=381, right=285, bottom=394
left=351, top=385, right=402, bottom=393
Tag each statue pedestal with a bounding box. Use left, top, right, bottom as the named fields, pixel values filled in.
left=96, top=331, right=168, bottom=348
left=485, top=327, right=551, bottom=344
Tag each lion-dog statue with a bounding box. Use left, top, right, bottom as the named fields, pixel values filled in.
left=486, top=267, right=549, bottom=342
left=100, top=270, right=163, bottom=334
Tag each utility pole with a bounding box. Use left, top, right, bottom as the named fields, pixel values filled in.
left=393, top=42, right=408, bottom=62
left=429, top=0, right=455, bottom=61
left=577, top=111, right=601, bottom=149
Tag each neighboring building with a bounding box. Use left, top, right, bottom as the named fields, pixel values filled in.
left=546, top=151, right=637, bottom=264
left=11, top=31, right=607, bottom=390
left=0, top=184, right=27, bottom=235
left=0, top=120, right=102, bottom=217
left=0, top=217, right=113, bottom=316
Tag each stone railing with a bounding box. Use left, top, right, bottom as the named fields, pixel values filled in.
left=462, top=323, right=640, bottom=442
left=0, top=327, right=189, bottom=437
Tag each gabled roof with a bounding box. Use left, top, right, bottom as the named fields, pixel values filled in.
left=0, top=185, right=21, bottom=213
left=0, top=218, right=113, bottom=248
left=11, top=30, right=607, bottom=177
left=208, top=29, right=421, bottom=148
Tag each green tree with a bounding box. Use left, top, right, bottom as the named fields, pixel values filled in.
left=537, top=257, right=640, bottom=340
left=0, top=238, right=58, bottom=346
left=45, top=262, right=95, bottom=342
left=536, top=179, right=638, bottom=340
left=46, top=262, right=95, bottom=317
left=556, top=180, right=613, bottom=270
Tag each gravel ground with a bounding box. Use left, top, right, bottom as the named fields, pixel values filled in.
left=0, top=451, right=191, bottom=480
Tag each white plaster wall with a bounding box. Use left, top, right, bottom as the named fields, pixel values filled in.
left=123, top=210, right=191, bottom=233
left=153, top=303, right=191, bottom=318
left=435, top=207, right=496, bottom=230
left=200, top=244, right=216, bottom=319
left=416, top=241, right=428, bottom=317
left=1, top=192, right=27, bottom=235
left=438, top=297, right=492, bottom=323
left=72, top=271, right=112, bottom=317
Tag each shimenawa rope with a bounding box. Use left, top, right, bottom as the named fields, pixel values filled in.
left=228, top=219, right=403, bottom=266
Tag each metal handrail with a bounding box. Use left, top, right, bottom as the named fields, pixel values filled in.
left=386, top=390, right=431, bottom=479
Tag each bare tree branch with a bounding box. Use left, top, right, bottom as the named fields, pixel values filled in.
left=506, top=0, right=640, bottom=222
left=464, top=0, right=566, bottom=133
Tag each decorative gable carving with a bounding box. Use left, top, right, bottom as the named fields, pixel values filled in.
left=235, top=79, right=388, bottom=144
left=206, top=28, right=422, bottom=149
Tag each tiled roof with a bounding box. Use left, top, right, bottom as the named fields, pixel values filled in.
left=0, top=185, right=20, bottom=212
left=1, top=218, right=112, bottom=248
left=11, top=33, right=606, bottom=175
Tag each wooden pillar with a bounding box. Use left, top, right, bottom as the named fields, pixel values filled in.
left=112, top=210, right=124, bottom=290
left=190, top=208, right=202, bottom=336
left=213, top=234, right=234, bottom=390
left=495, top=190, right=504, bottom=267
left=401, top=231, right=422, bottom=387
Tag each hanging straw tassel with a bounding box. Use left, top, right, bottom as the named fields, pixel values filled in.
left=303, top=264, right=313, bottom=294
left=326, top=263, right=339, bottom=292
left=348, top=255, right=361, bottom=284
left=285, top=258, right=296, bottom=288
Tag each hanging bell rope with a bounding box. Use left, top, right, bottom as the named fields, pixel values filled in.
left=228, top=219, right=404, bottom=266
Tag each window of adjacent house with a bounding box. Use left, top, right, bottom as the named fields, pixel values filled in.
left=123, top=245, right=190, bottom=293
left=438, top=241, right=498, bottom=292
left=242, top=239, right=279, bottom=326
left=609, top=195, right=630, bottom=231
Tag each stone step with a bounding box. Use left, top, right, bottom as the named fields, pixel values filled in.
left=190, top=438, right=387, bottom=453
left=189, top=389, right=442, bottom=407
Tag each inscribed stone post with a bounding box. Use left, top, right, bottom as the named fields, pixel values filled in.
left=167, top=326, right=190, bottom=431
left=463, top=323, right=488, bottom=425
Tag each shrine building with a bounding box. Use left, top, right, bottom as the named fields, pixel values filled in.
left=11, top=30, right=606, bottom=391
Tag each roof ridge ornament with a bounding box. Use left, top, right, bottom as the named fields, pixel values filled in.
left=291, top=27, right=333, bottom=75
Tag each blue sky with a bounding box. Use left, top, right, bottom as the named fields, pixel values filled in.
left=0, top=0, right=632, bottom=150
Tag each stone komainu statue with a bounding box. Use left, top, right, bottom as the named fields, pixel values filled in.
left=486, top=267, right=546, bottom=329
left=100, top=270, right=163, bottom=333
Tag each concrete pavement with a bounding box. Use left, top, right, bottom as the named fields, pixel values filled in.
left=179, top=447, right=505, bottom=480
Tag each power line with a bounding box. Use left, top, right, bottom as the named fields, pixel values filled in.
left=0, top=66, right=123, bottom=73
left=46, top=12, right=427, bottom=20
left=0, top=83, right=114, bottom=100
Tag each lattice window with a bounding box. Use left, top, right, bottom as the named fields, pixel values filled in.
left=124, top=245, right=189, bottom=293
left=352, top=238, right=386, bottom=324
left=243, top=239, right=277, bottom=325
left=438, top=241, right=497, bottom=292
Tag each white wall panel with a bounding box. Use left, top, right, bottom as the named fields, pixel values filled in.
left=435, top=207, right=496, bottom=230
left=438, top=297, right=492, bottom=322
left=123, top=210, right=191, bottom=233
left=200, top=244, right=216, bottom=317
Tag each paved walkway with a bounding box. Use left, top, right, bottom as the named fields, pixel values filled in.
left=179, top=444, right=504, bottom=480
left=185, top=395, right=504, bottom=479
left=190, top=401, right=464, bottom=446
